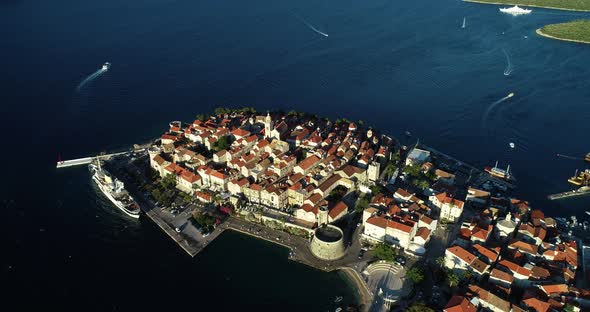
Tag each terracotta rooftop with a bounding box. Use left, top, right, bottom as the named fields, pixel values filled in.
left=444, top=295, right=476, bottom=312
left=446, top=245, right=476, bottom=264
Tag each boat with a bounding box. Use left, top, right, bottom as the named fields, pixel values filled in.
left=568, top=169, right=590, bottom=186
left=461, top=17, right=466, bottom=29
left=585, top=152, right=590, bottom=162
left=89, top=161, right=140, bottom=218
left=102, top=62, right=111, bottom=71
left=586, top=211, right=590, bottom=216
left=509, top=142, right=515, bottom=149
left=507, top=92, right=514, bottom=98
left=334, top=296, right=343, bottom=303
left=405, top=131, right=412, bottom=137
left=499, top=5, right=532, bottom=16
left=484, top=161, right=514, bottom=181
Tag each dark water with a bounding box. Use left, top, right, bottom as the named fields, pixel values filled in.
left=2, top=0, right=590, bottom=309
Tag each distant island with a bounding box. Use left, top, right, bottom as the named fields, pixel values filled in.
left=464, top=0, right=590, bottom=12
left=537, top=20, right=590, bottom=44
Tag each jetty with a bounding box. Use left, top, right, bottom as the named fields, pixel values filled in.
left=548, top=186, right=590, bottom=200
left=56, top=145, right=150, bottom=169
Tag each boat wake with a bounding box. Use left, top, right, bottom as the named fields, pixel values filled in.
left=76, top=68, right=107, bottom=91
left=502, top=49, right=513, bottom=76
left=556, top=154, right=583, bottom=161
left=292, top=13, right=329, bottom=37
left=482, top=93, right=515, bottom=131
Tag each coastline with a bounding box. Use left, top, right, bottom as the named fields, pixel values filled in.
left=339, top=267, right=373, bottom=311
left=463, top=0, right=590, bottom=12
left=536, top=28, right=590, bottom=44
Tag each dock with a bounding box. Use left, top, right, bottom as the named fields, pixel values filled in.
left=56, top=147, right=149, bottom=169
left=420, top=144, right=516, bottom=190
left=548, top=186, right=590, bottom=200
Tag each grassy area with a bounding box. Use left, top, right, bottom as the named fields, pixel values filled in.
left=539, top=19, right=590, bottom=43
left=465, top=0, right=590, bottom=11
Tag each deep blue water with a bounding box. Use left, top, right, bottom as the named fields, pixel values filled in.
left=2, top=0, right=590, bottom=309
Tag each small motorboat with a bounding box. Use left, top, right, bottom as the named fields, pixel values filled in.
left=334, top=296, right=343, bottom=303
left=500, top=5, right=532, bottom=16
left=509, top=142, right=515, bottom=149
left=507, top=92, right=515, bottom=98
left=405, top=131, right=412, bottom=137
left=586, top=211, right=590, bottom=216
left=102, top=62, right=111, bottom=71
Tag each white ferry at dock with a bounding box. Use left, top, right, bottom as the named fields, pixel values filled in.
left=89, top=161, right=140, bottom=218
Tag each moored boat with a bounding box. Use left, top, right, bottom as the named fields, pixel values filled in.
left=89, top=161, right=140, bottom=218
left=568, top=169, right=590, bottom=186
left=484, top=161, right=514, bottom=181
left=585, top=152, right=590, bottom=162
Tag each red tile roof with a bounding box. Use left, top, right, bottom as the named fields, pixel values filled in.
left=446, top=245, right=476, bottom=264
left=329, top=201, right=348, bottom=219
left=444, top=295, right=476, bottom=312
left=297, top=155, right=321, bottom=171
left=490, top=268, right=514, bottom=283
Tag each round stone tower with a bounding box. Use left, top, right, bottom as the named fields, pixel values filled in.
left=310, top=225, right=346, bottom=260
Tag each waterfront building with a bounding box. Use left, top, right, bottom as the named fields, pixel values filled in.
left=465, top=187, right=490, bottom=207
left=405, top=147, right=430, bottom=166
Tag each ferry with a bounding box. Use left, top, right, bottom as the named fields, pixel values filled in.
left=102, top=62, right=111, bottom=71
left=484, top=161, right=513, bottom=181
left=568, top=169, right=590, bottom=186
left=89, top=161, right=140, bottom=218
left=499, top=5, right=532, bottom=16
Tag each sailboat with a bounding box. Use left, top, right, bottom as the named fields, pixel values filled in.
left=461, top=17, right=466, bottom=29
left=484, top=161, right=514, bottom=181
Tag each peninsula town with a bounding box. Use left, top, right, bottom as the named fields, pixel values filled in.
left=103, top=108, right=590, bottom=312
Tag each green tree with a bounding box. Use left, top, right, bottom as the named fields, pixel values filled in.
left=355, top=197, right=370, bottom=213
left=563, top=304, right=576, bottom=312
left=195, top=114, right=206, bottom=121
left=374, top=242, right=397, bottom=262
left=407, top=302, right=435, bottom=312
left=447, top=271, right=460, bottom=287
left=160, top=173, right=177, bottom=189
left=436, top=256, right=446, bottom=268
left=406, top=267, right=425, bottom=284
left=213, top=136, right=230, bottom=152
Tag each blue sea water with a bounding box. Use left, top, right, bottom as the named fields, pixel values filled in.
left=2, top=0, right=590, bottom=309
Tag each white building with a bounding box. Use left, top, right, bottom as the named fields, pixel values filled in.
left=430, top=192, right=464, bottom=223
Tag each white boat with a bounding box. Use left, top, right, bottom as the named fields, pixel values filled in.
left=89, top=161, right=140, bottom=218
left=334, top=296, right=343, bottom=303
left=509, top=142, right=515, bottom=149
left=586, top=211, right=590, bottom=216
left=499, top=5, right=532, bottom=16
left=507, top=92, right=515, bottom=98
left=461, top=17, right=466, bottom=29
left=102, top=62, right=111, bottom=71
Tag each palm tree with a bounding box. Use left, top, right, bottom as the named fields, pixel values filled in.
left=447, top=272, right=460, bottom=287
left=436, top=256, right=446, bottom=268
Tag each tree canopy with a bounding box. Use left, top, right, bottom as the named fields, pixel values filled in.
left=406, top=267, right=425, bottom=284
left=374, top=242, right=397, bottom=261
left=407, top=302, right=435, bottom=312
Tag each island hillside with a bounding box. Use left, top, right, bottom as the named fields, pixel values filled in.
left=537, top=19, right=590, bottom=44
left=464, top=0, right=590, bottom=11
